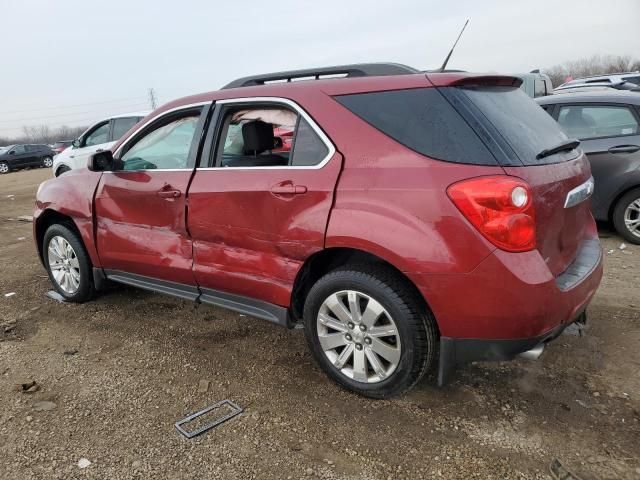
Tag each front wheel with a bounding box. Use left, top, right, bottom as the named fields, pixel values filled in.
left=42, top=156, right=53, bottom=168
left=43, top=224, right=94, bottom=302
left=303, top=266, right=437, bottom=398
left=613, top=188, right=640, bottom=245
left=0, top=161, right=9, bottom=174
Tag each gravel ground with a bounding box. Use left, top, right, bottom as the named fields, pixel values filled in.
left=1, top=168, right=639, bottom=479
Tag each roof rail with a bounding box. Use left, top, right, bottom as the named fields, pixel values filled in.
left=221, top=63, right=419, bottom=89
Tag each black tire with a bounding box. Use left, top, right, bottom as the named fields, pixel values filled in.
left=303, top=265, right=438, bottom=399
left=612, top=188, right=640, bottom=245
left=43, top=224, right=95, bottom=302
left=0, top=161, right=9, bottom=174
left=41, top=156, right=53, bottom=168
left=55, top=165, right=71, bottom=177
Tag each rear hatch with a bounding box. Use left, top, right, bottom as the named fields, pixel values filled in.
left=435, top=78, right=593, bottom=276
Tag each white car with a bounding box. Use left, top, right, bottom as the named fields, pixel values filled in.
left=52, top=111, right=149, bottom=176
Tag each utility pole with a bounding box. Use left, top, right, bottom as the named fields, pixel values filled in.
left=148, top=88, right=157, bottom=110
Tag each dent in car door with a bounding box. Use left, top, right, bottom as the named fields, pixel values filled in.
left=187, top=100, right=341, bottom=307
left=94, top=105, right=209, bottom=285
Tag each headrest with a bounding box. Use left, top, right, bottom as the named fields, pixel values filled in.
left=242, top=120, right=274, bottom=155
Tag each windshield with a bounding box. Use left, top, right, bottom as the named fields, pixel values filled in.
left=456, top=86, right=580, bottom=165
left=0, top=145, right=15, bottom=153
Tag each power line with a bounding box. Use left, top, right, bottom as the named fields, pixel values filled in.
left=0, top=102, right=149, bottom=125
left=0, top=96, right=148, bottom=116
left=148, top=88, right=157, bottom=110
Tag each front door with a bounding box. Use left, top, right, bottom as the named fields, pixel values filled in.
left=556, top=103, right=640, bottom=218
left=10, top=145, right=31, bottom=167
left=188, top=99, right=342, bottom=308
left=94, top=105, right=208, bottom=286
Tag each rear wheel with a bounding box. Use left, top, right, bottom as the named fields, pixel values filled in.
left=42, top=156, right=53, bottom=168
left=303, top=266, right=437, bottom=398
left=613, top=188, right=640, bottom=245
left=0, top=161, right=9, bottom=174
left=43, top=224, right=94, bottom=302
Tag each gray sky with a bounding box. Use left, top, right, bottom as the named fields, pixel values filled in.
left=1, top=0, right=638, bottom=137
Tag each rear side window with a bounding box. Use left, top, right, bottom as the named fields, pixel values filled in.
left=111, top=117, right=140, bottom=141
left=457, top=86, right=578, bottom=165
left=290, top=117, right=329, bottom=166
left=557, top=105, right=639, bottom=140
left=335, top=88, right=497, bottom=166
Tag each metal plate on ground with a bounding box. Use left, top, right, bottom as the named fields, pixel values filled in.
left=175, top=400, right=243, bottom=439
left=45, top=290, right=66, bottom=303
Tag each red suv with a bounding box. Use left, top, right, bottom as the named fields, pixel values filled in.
left=34, top=64, right=603, bottom=398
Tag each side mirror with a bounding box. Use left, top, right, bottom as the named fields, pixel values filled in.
left=72, top=139, right=81, bottom=148
left=87, top=150, right=114, bottom=172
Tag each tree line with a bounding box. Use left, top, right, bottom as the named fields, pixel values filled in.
left=544, top=54, right=640, bottom=87
left=0, top=124, right=87, bottom=147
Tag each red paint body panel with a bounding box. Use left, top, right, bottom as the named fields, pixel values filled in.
left=93, top=171, right=196, bottom=284
left=188, top=151, right=343, bottom=306
left=33, top=168, right=103, bottom=267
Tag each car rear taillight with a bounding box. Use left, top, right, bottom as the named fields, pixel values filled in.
left=447, top=176, right=536, bottom=252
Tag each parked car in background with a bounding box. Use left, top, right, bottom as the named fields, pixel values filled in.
left=537, top=91, right=640, bottom=243
left=558, top=72, right=640, bottom=90
left=52, top=111, right=149, bottom=176
left=52, top=140, right=73, bottom=155
left=515, top=71, right=553, bottom=98
left=555, top=81, right=639, bottom=94
left=0, top=144, right=55, bottom=174
left=35, top=64, right=602, bottom=397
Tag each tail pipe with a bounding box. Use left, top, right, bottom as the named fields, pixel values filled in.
left=518, top=343, right=545, bottom=360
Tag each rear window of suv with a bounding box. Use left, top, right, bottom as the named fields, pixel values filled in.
left=335, top=88, right=497, bottom=166
left=337, top=86, right=579, bottom=166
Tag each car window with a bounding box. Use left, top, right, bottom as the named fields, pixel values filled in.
left=534, top=79, right=546, bottom=97
left=12, top=145, right=25, bottom=154
left=120, top=115, right=199, bottom=171
left=215, top=106, right=298, bottom=167
left=111, top=117, right=140, bottom=142
left=622, top=76, right=640, bottom=86
left=290, top=117, right=329, bottom=166
left=84, top=123, right=110, bottom=147
left=558, top=105, right=640, bottom=140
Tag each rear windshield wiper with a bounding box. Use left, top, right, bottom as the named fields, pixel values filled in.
left=536, top=139, right=580, bottom=160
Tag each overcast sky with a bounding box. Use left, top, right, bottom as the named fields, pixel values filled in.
left=1, top=0, right=638, bottom=138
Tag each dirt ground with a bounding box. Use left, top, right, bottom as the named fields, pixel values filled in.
left=0, top=168, right=639, bottom=480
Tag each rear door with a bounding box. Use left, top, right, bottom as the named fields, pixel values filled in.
left=554, top=103, right=640, bottom=219
left=187, top=98, right=341, bottom=308
left=94, top=104, right=209, bottom=288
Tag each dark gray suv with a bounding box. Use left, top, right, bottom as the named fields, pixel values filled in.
left=0, top=144, right=55, bottom=174
left=537, top=91, right=640, bottom=243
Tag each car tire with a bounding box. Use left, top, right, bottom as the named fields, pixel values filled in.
left=303, top=265, right=437, bottom=398
left=43, top=224, right=95, bottom=302
left=0, top=161, right=9, bottom=174
left=42, top=156, right=53, bottom=168
left=613, top=188, right=640, bottom=245
left=55, top=165, right=71, bottom=177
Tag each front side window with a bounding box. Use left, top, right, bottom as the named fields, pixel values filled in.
left=120, top=115, right=199, bottom=170
left=12, top=145, right=25, bottom=154
left=111, top=117, right=141, bottom=141
left=558, top=105, right=639, bottom=140
left=84, top=122, right=110, bottom=147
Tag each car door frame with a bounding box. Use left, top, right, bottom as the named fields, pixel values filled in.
left=187, top=96, right=341, bottom=326
left=94, top=101, right=212, bottom=294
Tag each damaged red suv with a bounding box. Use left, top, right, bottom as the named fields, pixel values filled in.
left=34, top=64, right=603, bottom=398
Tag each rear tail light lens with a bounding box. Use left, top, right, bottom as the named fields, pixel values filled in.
left=447, top=176, right=536, bottom=252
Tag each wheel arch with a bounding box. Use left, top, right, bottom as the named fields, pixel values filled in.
left=290, top=247, right=439, bottom=333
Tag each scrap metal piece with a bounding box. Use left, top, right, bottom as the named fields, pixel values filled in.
left=45, top=290, right=66, bottom=303
left=175, top=400, right=243, bottom=439
left=550, top=458, right=584, bottom=480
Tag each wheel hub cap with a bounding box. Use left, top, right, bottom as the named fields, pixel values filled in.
left=317, top=290, right=401, bottom=384
left=624, top=199, right=640, bottom=239
left=47, top=236, right=80, bottom=294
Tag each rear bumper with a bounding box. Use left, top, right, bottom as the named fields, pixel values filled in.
left=409, top=234, right=603, bottom=384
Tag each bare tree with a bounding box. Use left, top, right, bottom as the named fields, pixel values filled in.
left=545, top=54, right=640, bottom=86
left=0, top=124, right=86, bottom=147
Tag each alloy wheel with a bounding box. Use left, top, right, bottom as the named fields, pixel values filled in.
left=624, top=198, right=640, bottom=240
left=0, top=163, right=8, bottom=173
left=47, top=235, right=81, bottom=294
left=316, top=290, right=401, bottom=383
left=43, top=157, right=53, bottom=167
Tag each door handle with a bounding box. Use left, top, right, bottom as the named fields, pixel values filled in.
left=608, top=145, right=640, bottom=154
left=157, top=189, right=182, bottom=198
left=270, top=184, right=307, bottom=195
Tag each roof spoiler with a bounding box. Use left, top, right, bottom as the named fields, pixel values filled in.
left=427, top=73, right=523, bottom=88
